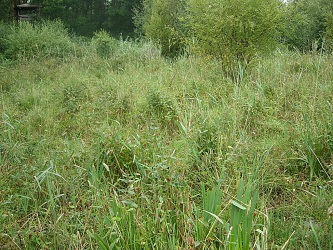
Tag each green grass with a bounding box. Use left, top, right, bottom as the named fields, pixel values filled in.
left=1, top=31, right=333, bottom=249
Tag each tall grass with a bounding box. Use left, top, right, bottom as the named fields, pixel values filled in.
left=3, top=21, right=78, bottom=60
left=0, top=22, right=332, bottom=249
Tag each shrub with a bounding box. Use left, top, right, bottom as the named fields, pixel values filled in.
left=137, top=0, right=187, bottom=57
left=91, top=30, right=117, bottom=58
left=4, top=20, right=75, bottom=60
left=186, top=0, right=281, bottom=80
left=281, top=0, right=333, bottom=52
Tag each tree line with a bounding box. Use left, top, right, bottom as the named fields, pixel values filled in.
left=1, top=0, right=142, bottom=36
left=1, top=0, right=332, bottom=50
left=1, top=0, right=333, bottom=76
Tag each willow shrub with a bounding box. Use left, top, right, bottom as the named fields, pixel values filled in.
left=186, top=0, right=281, bottom=81
left=282, top=0, right=333, bottom=53
left=138, top=0, right=187, bottom=57
left=91, top=30, right=117, bottom=59
left=4, top=20, right=75, bottom=60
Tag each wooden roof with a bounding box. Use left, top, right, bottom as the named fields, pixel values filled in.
left=14, top=3, right=41, bottom=10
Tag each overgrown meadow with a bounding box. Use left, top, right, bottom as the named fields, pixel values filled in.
left=1, top=22, right=333, bottom=249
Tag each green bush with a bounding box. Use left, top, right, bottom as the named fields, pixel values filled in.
left=281, top=0, right=333, bottom=52
left=91, top=30, right=117, bottom=58
left=187, top=0, right=281, bottom=80
left=4, top=20, right=75, bottom=60
left=137, top=0, right=187, bottom=57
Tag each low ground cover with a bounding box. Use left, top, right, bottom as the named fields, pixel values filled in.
left=1, top=34, right=333, bottom=249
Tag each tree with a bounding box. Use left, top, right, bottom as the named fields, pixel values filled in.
left=0, top=0, right=14, bottom=22
left=136, top=0, right=187, bottom=57
left=187, top=0, right=281, bottom=80
left=281, top=0, right=333, bottom=52
left=29, top=0, right=140, bottom=37
left=104, top=0, right=141, bottom=37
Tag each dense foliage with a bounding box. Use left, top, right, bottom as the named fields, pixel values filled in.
left=2, top=21, right=75, bottom=60
left=1, top=0, right=141, bottom=37
left=136, top=0, right=187, bottom=57
left=1, top=1, right=333, bottom=58
left=281, top=0, right=333, bottom=51
left=0, top=0, right=14, bottom=23
left=186, top=0, right=281, bottom=80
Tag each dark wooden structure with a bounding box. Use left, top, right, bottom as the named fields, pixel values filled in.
left=14, top=2, right=41, bottom=22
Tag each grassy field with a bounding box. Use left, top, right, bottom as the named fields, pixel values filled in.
left=1, top=33, right=333, bottom=249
